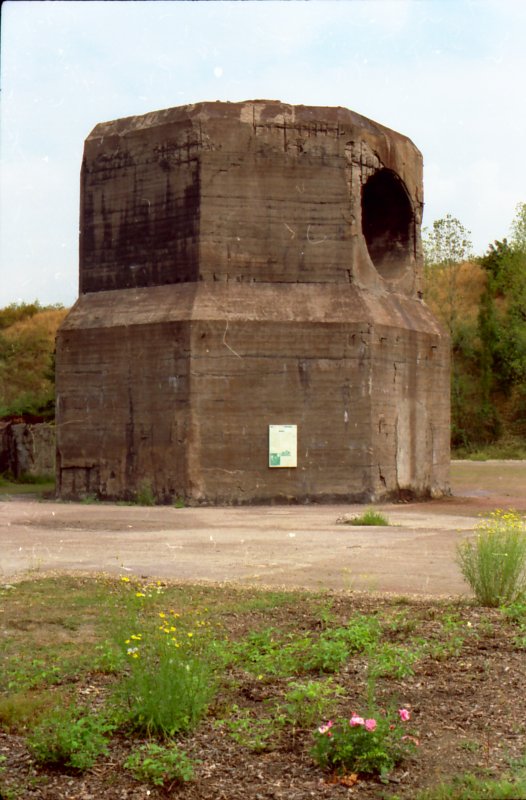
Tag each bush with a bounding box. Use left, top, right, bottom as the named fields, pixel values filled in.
left=27, top=705, right=113, bottom=770
left=312, top=707, right=417, bottom=780
left=283, top=679, right=342, bottom=729
left=457, top=510, right=526, bottom=607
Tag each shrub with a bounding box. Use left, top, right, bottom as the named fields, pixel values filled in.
left=312, top=707, right=417, bottom=780
left=231, top=627, right=310, bottom=677
left=27, top=705, right=113, bottom=770
left=125, top=742, right=196, bottom=786
left=456, top=510, right=526, bottom=606
left=283, top=679, right=342, bottom=729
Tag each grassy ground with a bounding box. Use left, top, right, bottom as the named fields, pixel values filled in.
left=0, top=478, right=55, bottom=497
left=452, top=439, right=526, bottom=461
left=1, top=576, right=526, bottom=799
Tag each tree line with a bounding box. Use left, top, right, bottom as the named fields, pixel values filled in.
left=423, top=203, right=526, bottom=455
left=0, top=302, right=67, bottom=420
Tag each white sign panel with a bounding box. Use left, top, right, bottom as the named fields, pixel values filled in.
left=268, top=424, right=297, bottom=468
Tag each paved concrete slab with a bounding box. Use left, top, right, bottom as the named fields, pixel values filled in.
left=1, top=461, right=524, bottom=597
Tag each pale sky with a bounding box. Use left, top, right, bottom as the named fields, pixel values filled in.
left=1, top=0, right=525, bottom=307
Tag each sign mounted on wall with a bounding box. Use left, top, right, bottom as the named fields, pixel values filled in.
left=268, top=424, right=297, bottom=468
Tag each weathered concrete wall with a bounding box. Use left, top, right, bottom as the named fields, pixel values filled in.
left=56, top=100, right=449, bottom=504
left=0, top=421, right=55, bottom=479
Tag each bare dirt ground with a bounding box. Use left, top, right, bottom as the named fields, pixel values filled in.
left=1, top=460, right=524, bottom=596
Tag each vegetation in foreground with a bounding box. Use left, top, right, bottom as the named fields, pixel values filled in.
left=457, top=509, right=526, bottom=607
left=1, top=516, right=525, bottom=800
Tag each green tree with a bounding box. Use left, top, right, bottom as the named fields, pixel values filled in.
left=423, top=215, right=476, bottom=448
left=476, top=203, right=526, bottom=444
left=510, top=201, right=526, bottom=252
left=424, top=206, right=526, bottom=451
left=423, top=213, right=474, bottom=268
left=476, top=285, right=501, bottom=441
left=422, top=214, right=474, bottom=336
left=0, top=301, right=44, bottom=330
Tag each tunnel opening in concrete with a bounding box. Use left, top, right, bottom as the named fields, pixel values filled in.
left=361, top=168, right=414, bottom=279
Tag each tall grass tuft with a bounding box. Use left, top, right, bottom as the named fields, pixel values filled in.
left=115, top=610, right=219, bottom=738
left=457, top=510, right=526, bottom=607
left=346, top=508, right=390, bottom=526
left=135, top=482, right=156, bottom=506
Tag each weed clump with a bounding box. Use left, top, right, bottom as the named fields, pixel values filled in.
left=125, top=742, right=196, bottom=786
left=27, top=705, right=113, bottom=770
left=135, top=482, right=156, bottom=506
left=344, top=508, right=390, bottom=526
left=457, top=509, right=526, bottom=607
left=114, top=600, right=220, bottom=738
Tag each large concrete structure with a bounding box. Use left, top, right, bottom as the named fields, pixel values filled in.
left=56, top=100, right=450, bottom=504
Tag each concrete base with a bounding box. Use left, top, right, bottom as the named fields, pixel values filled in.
left=56, top=282, right=449, bottom=504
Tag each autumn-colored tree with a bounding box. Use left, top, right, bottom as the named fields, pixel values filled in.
left=0, top=303, right=67, bottom=419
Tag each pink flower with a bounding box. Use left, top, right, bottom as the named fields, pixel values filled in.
left=364, top=718, right=377, bottom=732
left=399, top=708, right=411, bottom=722
left=350, top=714, right=365, bottom=727
left=318, top=721, right=334, bottom=735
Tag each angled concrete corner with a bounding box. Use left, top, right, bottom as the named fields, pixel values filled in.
left=56, top=100, right=450, bottom=504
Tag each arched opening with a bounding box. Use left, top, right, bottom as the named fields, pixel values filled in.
left=361, top=168, right=414, bottom=279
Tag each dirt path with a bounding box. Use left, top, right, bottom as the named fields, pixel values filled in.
left=1, top=460, right=524, bottom=596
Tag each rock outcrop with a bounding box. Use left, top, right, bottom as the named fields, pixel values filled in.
left=0, top=421, right=55, bottom=479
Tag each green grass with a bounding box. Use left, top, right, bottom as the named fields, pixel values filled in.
left=124, top=741, right=196, bottom=786
left=0, top=476, right=55, bottom=496
left=0, top=687, right=71, bottom=732
left=411, top=771, right=526, bottom=799
left=452, top=438, right=526, bottom=460
left=345, top=508, right=390, bottom=526
left=135, top=482, right=156, bottom=506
